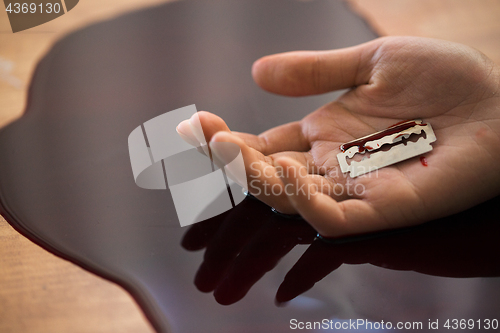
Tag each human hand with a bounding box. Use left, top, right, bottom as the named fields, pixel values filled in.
left=177, top=36, right=500, bottom=237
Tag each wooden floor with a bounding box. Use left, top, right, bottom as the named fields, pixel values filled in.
left=1, top=1, right=499, bottom=332
left=350, top=0, right=500, bottom=64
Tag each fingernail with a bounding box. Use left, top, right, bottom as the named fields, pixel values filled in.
left=189, top=114, right=207, bottom=144
left=210, top=141, right=248, bottom=190
left=209, top=141, right=234, bottom=164
left=189, top=114, right=210, bottom=156
left=176, top=121, right=201, bottom=147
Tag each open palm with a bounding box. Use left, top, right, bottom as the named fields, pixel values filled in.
left=177, top=36, right=500, bottom=237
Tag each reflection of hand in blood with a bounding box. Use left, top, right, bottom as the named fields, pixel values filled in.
left=182, top=196, right=500, bottom=306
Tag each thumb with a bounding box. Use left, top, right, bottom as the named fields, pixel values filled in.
left=251, top=38, right=382, bottom=96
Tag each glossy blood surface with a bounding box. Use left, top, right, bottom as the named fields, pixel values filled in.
left=340, top=120, right=425, bottom=152
left=0, top=1, right=499, bottom=332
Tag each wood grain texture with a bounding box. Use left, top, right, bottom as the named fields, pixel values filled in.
left=1, top=0, right=500, bottom=332
left=349, top=0, right=500, bottom=64
left=0, top=2, right=169, bottom=332
left=0, top=0, right=174, bottom=128
left=0, top=217, right=154, bottom=333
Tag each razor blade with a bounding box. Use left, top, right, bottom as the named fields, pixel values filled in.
left=337, top=120, right=436, bottom=178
